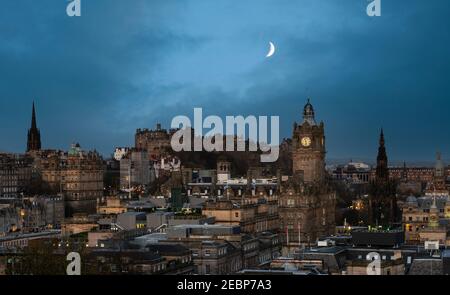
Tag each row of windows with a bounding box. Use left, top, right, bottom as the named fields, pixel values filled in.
left=408, top=208, right=449, bottom=213
left=243, top=242, right=258, bottom=252
left=404, top=216, right=430, bottom=222
left=405, top=225, right=426, bottom=232
left=0, top=239, right=28, bottom=248
left=0, top=187, right=18, bottom=193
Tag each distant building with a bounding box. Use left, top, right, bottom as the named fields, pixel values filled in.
left=400, top=195, right=450, bottom=245
left=120, top=149, right=152, bottom=189
left=164, top=224, right=243, bottom=275
left=145, top=244, right=195, bottom=274
left=104, top=159, right=120, bottom=194
left=21, top=196, right=64, bottom=231
left=117, top=212, right=147, bottom=230
left=61, top=214, right=99, bottom=236
left=0, top=207, right=21, bottom=236
left=146, top=212, right=174, bottom=230
left=203, top=195, right=279, bottom=234
left=97, top=196, right=127, bottom=215
left=0, top=231, right=60, bottom=250
left=331, top=162, right=371, bottom=184
left=85, top=249, right=168, bottom=274
left=31, top=144, right=104, bottom=217
left=135, top=124, right=175, bottom=161
left=425, top=152, right=448, bottom=196
left=0, top=153, right=33, bottom=198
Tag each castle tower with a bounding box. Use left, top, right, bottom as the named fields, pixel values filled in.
left=27, top=101, right=41, bottom=152
left=292, top=99, right=326, bottom=183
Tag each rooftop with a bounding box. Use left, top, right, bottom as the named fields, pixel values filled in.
left=303, top=246, right=346, bottom=255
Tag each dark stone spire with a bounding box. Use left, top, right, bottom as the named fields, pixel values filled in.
left=376, top=128, right=388, bottom=181
left=31, top=102, right=37, bottom=129
left=379, top=128, right=385, bottom=146
left=27, top=101, right=41, bottom=152
left=368, top=129, right=398, bottom=226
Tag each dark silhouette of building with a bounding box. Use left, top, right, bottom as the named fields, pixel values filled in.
left=376, top=129, right=389, bottom=181
left=368, top=129, right=398, bottom=226
left=26, top=102, right=41, bottom=152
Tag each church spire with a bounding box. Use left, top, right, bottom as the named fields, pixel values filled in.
left=27, top=101, right=41, bottom=152
left=379, top=128, right=385, bottom=146
left=31, top=101, right=37, bottom=129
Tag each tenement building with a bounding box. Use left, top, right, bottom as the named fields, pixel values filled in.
left=187, top=159, right=279, bottom=234
left=278, top=99, right=336, bottom=254
left=0, top=153, right=33, bottom=198
left=119, top=149, right=152, bottom=190
left=202, top=186, right=279, bottom=235
left=31, top=144, right=104, bottom=217
left=401, top=195, right=449, bottom=244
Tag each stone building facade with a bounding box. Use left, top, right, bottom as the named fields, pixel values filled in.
left=135, top=124, right=175, bottom=161
left=279, top=99, right=336, bottom=253
left=292, top=99, right=326, bottom=183
left=119, top=149, right=152, bottom=189
left=31, top=144, right=104, bottom=217
left=278, top=178, right=336, bottom=248
left=202, top=186, right=279, bottom=234
left=0, top=153, right=33, bottom=198
left=400, top=196, right=449, bottom=244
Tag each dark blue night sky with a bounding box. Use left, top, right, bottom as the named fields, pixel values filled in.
left=0, top=0, right=449, bottom=163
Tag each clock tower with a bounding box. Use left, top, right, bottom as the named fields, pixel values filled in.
left=292, top=99, right=326, bottom=183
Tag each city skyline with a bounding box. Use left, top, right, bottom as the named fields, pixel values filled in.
left=1, top=1, right=450, bottom=162
left=10, top=100, right=449, bottom=167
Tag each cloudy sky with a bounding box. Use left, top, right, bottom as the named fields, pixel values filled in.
left=0, top=0, right=449, bottom=163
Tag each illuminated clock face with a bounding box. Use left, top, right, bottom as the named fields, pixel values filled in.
left=301, top=137, right=312, bottom=147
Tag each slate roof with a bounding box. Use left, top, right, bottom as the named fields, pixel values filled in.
left=408, top=258, right=443, bottom=275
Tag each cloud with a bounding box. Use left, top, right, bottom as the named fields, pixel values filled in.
left=0, top=0, right=449, bottom=162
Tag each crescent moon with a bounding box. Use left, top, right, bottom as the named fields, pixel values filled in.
left=266, top=42, right=276, bottom=58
